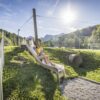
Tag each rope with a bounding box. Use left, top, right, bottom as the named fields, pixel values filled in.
left=37, top=14, right=93, bottom=24
left=19, top=15, right=32, bottom=29
left=37, top=15, right=61, bottom=20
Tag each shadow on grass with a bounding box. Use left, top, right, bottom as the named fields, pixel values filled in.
left=3, top=47, right=58, bottom=100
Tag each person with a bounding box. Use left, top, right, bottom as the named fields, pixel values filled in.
left=34, top=40, right=65, bottom=83
left=35, top=39, right=52, bottom=65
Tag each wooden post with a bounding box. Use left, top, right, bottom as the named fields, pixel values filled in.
left=0, top=31, right=4, bottom=100
left=32, top=8, right=38, bottom=45
left=17, top=29, right=20, bottom=46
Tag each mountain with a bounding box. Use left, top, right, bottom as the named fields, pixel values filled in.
left=42, top=34, right=54, bottom=41
left=42, top=33, right=65, bottom=42
left=42, top=26, right=95, bottom=42
left=43, top=24, right=100, bottom=49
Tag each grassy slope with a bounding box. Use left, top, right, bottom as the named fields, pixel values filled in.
left=3, top=46, right=65, bottom=100
left=44, top=48, right=100, bottom=82
left=3, top=46, right=100, bottom=99
left=4, top=36, right=13, bottom=46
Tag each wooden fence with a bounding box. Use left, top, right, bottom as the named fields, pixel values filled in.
left=0, top=32, right=4, bottom=100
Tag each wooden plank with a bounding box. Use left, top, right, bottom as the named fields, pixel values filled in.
left=26, top=45, right=65, bottom=83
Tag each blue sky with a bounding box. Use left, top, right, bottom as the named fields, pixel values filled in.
left=0, top=0, right=100, bottom=37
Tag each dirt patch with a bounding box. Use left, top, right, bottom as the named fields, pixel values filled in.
left=61, top=78, right=100, bottom=100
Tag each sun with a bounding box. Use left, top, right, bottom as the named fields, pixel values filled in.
left=60, top=7, right=77, bottom=24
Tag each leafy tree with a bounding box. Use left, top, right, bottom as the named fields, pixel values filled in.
left=0, top=32, right=2, bottom=42
left=0, top=29, right=24, bottom=46
left=58, top=36, right=65, bottom=47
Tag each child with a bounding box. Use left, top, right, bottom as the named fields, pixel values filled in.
left=35, top=39, right=51, bottom=65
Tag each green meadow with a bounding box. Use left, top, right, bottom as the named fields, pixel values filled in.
left=3, top=46, right=100, bottom=99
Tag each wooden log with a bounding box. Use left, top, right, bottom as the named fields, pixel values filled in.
left=69, top=54, right=83, bottom=67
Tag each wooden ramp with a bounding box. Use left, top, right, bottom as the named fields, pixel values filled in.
left=25, top=44, right=65, bottom=83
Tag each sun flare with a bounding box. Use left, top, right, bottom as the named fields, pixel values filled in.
left=60, top=7, right=77, bottom=24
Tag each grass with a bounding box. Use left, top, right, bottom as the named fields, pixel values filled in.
left=44, top=48, right=100, bottom=82
left=3, top=46, right=100, bottom=99
left=3, top=46, right=65, bottom=100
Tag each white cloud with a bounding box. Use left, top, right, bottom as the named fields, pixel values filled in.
left=37, top=0, right=50, bottom=7
left=0, top=3, right=13, bottom=13
left=0, top=3, right=17, bottom=19
left=46, top=0, right=60, bottom=16
left=46, top=10, right=53, bottom=16
left=39, top=26, right=61, bottom=32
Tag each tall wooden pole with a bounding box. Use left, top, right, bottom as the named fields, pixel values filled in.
left=32, top=8, right=38, bottom=45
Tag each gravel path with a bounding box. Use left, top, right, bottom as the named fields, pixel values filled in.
left=61, top=78, right=100, bottom=100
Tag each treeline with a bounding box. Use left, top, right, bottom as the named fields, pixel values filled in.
left=44, top=25, right=100, bottom=49
left=0, top=29, right=24, bottom=46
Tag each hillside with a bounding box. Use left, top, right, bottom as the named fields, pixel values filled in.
left=42, top=33, right=65, bottom=42
left=43, top=25, right=100, bottom=49
left=42, top=25, right=95, bottom=42
left=44, top=48, right=100, bottom=82
left=3, top=46, right=65, bottom=100
left=0, top=29, right=23, bottom=46
left=3, top=46, right=100, bottom=99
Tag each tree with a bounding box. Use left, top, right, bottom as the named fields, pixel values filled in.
left=0, top=32, right=2, bottom=42
left=58, top=36, right=65, bottom=47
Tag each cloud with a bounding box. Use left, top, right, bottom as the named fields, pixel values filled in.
left=46, top=0, right=60, bottom=16
left=37, top=0, right=50, bottom=7
left=0, top=3, right=16, bottom=19
left=3, top=12, right=12, bottom=17
left=0, top=2, right=19, bottom=26
left=69, top=27, right=77, bottom=32
left=38, top=24, right=77, bottom=34
left=46, top=10, right=53, bottom=16
left=0, top=3, right=13, bottom=13
left=52, top=0, right=60, bottom=13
